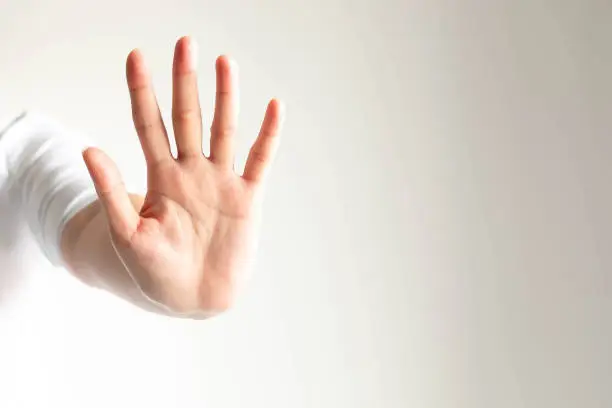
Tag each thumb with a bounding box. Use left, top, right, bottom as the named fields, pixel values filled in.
left=82, top=147, right=139, bottom=244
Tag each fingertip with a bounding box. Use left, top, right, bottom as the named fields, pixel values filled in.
left=264, top=99, right=285, bottom=130
left=215, top=56, right=238, bottom=97
left=82, top=148, right=94, bottom=178
left=176, top=35, right=193, bottom=49
left=175, top=35, right=198, bottom=72
left=127, top=48, right=141, bottom=60
left=82, top=145, right=92, bottom=160
left=216, top=54, right=229, bottom=67
left=268, top=98, right=285, bottom=116
left=81, top=147, right=121, bottom=191
left=82, top=145, right=106, bottom=163
left=126, top=49, right=149, bottom=89
left=82, top=146, right=101, bottom=172
left=126, top=49, right=143, bottom=70
left=216, top=55, right=237, bottom=73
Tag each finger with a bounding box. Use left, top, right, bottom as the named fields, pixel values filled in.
left=243, top=99, right=285, bottom=183
left=82, top=147, right=140, bottom=245
left=172, top=36, right=203, bottom=159
left=210, top=55, right=239, bottom=168
left=127, top=49, right=172, bottom=167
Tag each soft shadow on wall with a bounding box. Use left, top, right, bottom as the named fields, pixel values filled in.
left=0, top=182, right=28, bottom=304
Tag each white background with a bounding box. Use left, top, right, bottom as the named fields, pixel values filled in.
left=0, top=1, right=611, bottom=407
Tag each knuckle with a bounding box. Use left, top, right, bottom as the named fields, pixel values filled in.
left=134, top=121, right=155, bottom=134
left=210, top=123, right=236, bottom=139
left=249, top=149, right=268, bottom=165
left=128, top=83, right=149, bottom=94
left=173, top=109, right=201, bottom=124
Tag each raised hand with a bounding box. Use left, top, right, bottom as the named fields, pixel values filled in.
left=82, top=36, right=284, bottom=316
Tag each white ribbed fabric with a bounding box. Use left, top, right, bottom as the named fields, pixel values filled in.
left=0, top=112, right=98, bottom=267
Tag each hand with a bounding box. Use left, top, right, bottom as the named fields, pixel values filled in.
left=82, top=36, right=284, bottom=316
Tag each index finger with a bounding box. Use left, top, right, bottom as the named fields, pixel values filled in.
left=126, top=49, right=172, bottom=167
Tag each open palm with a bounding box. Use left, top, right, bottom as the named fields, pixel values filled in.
left=82, top=37, right=284, bottom=315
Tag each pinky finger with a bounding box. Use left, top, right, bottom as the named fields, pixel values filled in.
left=243, top=99, right=285, bottom=183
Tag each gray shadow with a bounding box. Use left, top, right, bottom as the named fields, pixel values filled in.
left=0, top=182, right=27, bottom=304
left=0, top=112, right=29, bottom=304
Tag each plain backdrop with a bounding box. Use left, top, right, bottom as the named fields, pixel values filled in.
left=0, top=1, right=611, bottom=407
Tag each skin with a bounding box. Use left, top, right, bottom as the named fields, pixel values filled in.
left=60, top=36, right=284, bottom=318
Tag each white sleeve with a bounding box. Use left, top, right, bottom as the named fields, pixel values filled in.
left=0, top=112, right=98, bottom=267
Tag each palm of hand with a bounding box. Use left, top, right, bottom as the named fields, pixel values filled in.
left=83, top=37, right=283, bottom=315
